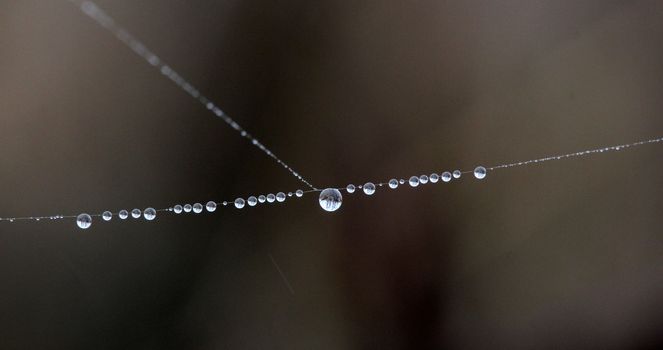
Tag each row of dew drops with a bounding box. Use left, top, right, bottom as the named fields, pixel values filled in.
left=76, top=166, right=487, bottom=229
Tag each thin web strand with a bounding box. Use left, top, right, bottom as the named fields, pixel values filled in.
left=68, top=0, right=317, bottom=191
left=2, top=135, right=662, bottom=224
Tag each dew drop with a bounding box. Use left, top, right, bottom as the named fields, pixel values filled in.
left=267, top=194, right=276, bottom=203
left=131, top=209, right=141, bottom=218
left=453, top=170, right=461, bottom=179
left=346, top=184, right=356, bottom=194
left=441, top=172, right=452, bottom=182
left=258, top=195, right=266, bottom=203
left=144, top=208, right=156, bottom=221
left=473, top=166, right=487, bottom=179
left=295, top=190, right=304, bottom=197
left=102, top=211, right=112, bottom=221
left=388, top=179, right=399, bottom=189
left=276, top=192, right=286, bottom=202
left=183, top=204, right=192, bottom=213
left=363, top=182, right=376, bottom=195
left=193, top=203, right=203, bottom=213
left=399, top=179, right=405, bottom=185
left=173, top=205, right=183, bottom=214
left=76, top=213, right=92, bottom=229
left=287, top=192, right=293, bottom=197
left=119, top=210, right=129, bottom=220
left=430, top=173, right=440, bottom=183
left=409, top=176, right=420, bottom=187
left=234, top=198, right=245, bottom=209
left=319, top=188, right=343, bottom=212
left=248, top=196, right=258, bottom=206
left=206, top=201, right=217, bottom=212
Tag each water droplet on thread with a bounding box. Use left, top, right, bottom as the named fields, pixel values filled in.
left=295, top=190, right=304, bottom=197
left=266, top=194, right=276, bottom=203
left=206, top=201, right=217, bottom=212
left=248, top=196, right=258, bottom=206
left=193, top=203, right=203, bottom=213
left=76, top=213, right=92, bottom=229
left=388, top=179, right=399, bottom=189
left=276, top=192, right=286, bottom=202
left=234, top=198, right=245, bottom=209
left=183, top=204, right=192, bottom=213
left=119, top=210, right=129, bottom=219
left=131, top=209, right=141, bottom=218
left=473, top=166, right=487, bottom=179
left=363, top=182, right=376, bottom=195
left=258, top=195, right=266, bottom=203
left=144, top=208, right=156, bottom=221
left=102, top=211, right=112, bottom=221
left=346, top=184, right=356, bottom=194
left=419, top=175, right=429, bottom=184
left=430, top=173, right=440, bottom=183
left=319, top=188, right=343, bottom=212
left=409, top=176, right=420, bottom=187
left=441, top=172, right=452, bottom=182
left=452, top=170, right=461, bottom=179
left=173, top=205, right=183, bottom=214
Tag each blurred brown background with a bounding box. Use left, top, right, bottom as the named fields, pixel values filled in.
left=1, top=0, right=662, bottom=349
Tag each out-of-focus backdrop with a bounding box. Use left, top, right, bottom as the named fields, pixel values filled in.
left=1, top=0, right=662, bottom=349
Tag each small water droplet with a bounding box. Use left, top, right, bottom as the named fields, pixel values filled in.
left=409, top=176, right=420, bottom=187
left=258, top=195, right=266, bottom=203
left=319, top=188, right=343, bottom=212
left=430, top=173, right=440, bottom=183
left=193, top=203, right=203, bottom=213
left=248, top=196, right=258, bottom=206
left=102, top=211, right=112, bottom=221
left=234, top=198, right=245, bottom=209
left=473, top=166, right=487, bottom=179
left=76, top=213, right=92, bottom=229
left=119, top=210, right=129, bottom=219
left=144, top=208, right=156, bottom=220
left=173, top=205, right=183, bottom=214
left=295, top=190, right=304, bottom=197
left=452, top=170, right=461, bottom=179
left=399, top=179, right=405, bottom=184
left=287, top=192, right=293, bottom=197
left=388, top=179, right=399, bottom=189
left=267, top=194, right=276, bottom=203
left=183, top=204, right=192, bottom=213
left=206, top=201, right=217, bottom=212
left=363, top=182, right=376, bottom=195
left=346, top=184, right=356, bottom=194
left=131, top=209, right=141, bottom=218
left=419, top=175, right=429, bottom=184
left=276, top=192, right=286, bottom=202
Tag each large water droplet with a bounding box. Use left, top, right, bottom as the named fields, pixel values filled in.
left=419, top=175, right=429, bottom=184
left=76, top=213, right=92, bottom=229
left=131, top=209, right=141, bottom=219
left=234, top=198, right=245, bottom=209
left=474, top=166, right=487, bottom=179
left=409, top=176, right=420, bottom=187
left=430, top=173, right=440, bottom=183
left=247, top=196, right=258, bottom=206
left=258, top=195, right=266, bottom=203
left=266, top=194, right=276, bottom=203
left=295, top=190, right=304, bottom=197
left=319, top=188, right=343, bottom=212
left=173, top=205, right=183, bottom=214
left=452, top=170, right=461, bottom=179
left=102, top=211, right=112, bottom=221
left=193, top=203, right=203, bottom=213
left=346, top=184, right=356, bottom=194
left=144, top=208, right=156, bottom=221
left=276, top=192, right=286, bottom=202
left=363, top=182, right=376, bottom=195
left=119, top=210, right=129, bottom=219
left=441, top=172, right=452, bottom=182
left=183, top=204, right=192, bottom=213
left=206, top=201, right=217, bottom=212
left=388, top=179, right=399, bottom=189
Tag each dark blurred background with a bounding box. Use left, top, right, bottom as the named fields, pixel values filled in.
left=1, top=0, right=663, bottom=349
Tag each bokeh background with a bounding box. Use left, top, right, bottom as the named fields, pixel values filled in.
left=1, top=0, right=662, bottom=349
